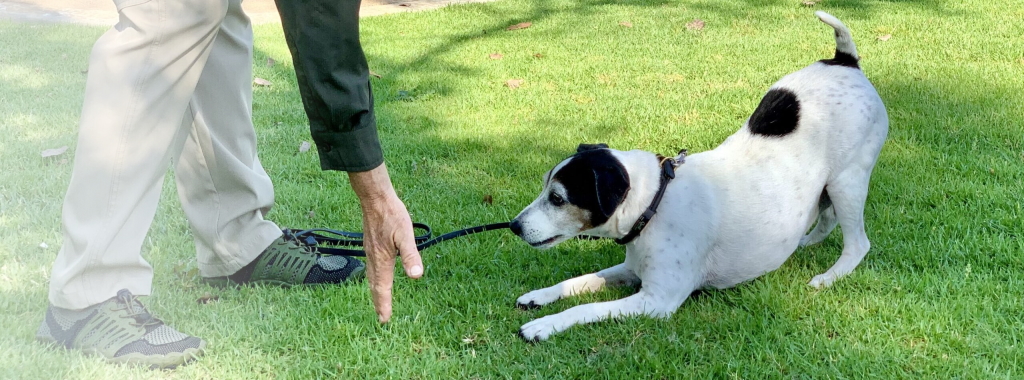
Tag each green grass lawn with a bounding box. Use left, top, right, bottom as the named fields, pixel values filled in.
left=2, top=0, right=1023, bottom=378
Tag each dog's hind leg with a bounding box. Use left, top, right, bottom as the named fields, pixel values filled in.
left=808, top=166, right=874, bottom=288
left=516, top=263, right=639, bottom=309
left=800, top=190, right=838, bottom=247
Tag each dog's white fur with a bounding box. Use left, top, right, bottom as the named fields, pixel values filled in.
left=513, top=12, right=888, bottom=341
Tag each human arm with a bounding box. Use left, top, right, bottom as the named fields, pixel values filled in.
left=348, top=163, right=424, bottom=323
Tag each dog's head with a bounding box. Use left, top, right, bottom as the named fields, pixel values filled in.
left=510, top=143, right=631, bottom=249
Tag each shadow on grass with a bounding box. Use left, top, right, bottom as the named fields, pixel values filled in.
left=689, top=0, right=959, bottom=19
left=243, top=0, right=1024, bottom=288
left=366, top=0, right=959, bottom=74
left=0, top=0, right=1019, bottom=353
left=0, top=0, right=1016, bottom=281
left=1, top=1, right=1022, bottom=378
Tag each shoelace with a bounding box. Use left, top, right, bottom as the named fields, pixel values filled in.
left=281, top=230, right=321, bottom=256
left=115, top=291, right=163, bottom=328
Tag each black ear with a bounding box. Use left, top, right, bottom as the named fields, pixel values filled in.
left=576, top=143, right=609, bottom=153
left=552, top=149, right=630, bottom=227
left=592, top=162, right=630, bottom=219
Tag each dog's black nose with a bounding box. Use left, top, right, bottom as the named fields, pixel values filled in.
left=509, top=219, right=523, bottom=236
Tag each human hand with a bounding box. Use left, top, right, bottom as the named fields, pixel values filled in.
left=349, top=164, right=423, bottom=323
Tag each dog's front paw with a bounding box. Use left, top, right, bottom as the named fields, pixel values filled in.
left=808, top=273, right=838, bottom=288
left=516, top=288, right=560, bottom=309
left=518, top=315, right=565, bottom=342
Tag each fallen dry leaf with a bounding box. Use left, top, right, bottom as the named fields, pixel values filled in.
left=801, top=0, right=818, bottom=6
left=299, top=141, right=311, bottom=153
left=489, top=53, right=504, bottom=60
left=41, top=146, right=68, bottom=158
left=197, top=293, right=219, bottom=304
left=369, top=70, right=382, bottom=78
left=266, top=57, right=276, bottom=67
left=686, top=19, right=705, bottom=31
left=877, top=34, right=892, bottom=41
left=505, top=79, right=524, bottom=89
left=619, top=21, right=633, bottom=28
left=533, top=53, right=544, bottom=59
left=573, top=95, right=595, bottom=104
left=507, top=22, right=532, bottom=31
left=253, top=77, right=272, bottom=86
left=482, top=194, right=493, bottom=205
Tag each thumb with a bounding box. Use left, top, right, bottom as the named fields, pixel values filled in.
left=398, top=234, right=423, bottom=279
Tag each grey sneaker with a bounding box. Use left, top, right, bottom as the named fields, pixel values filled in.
left=36, top=289, right=206, bottom=369
left=203, top=231, right=365, bottom=287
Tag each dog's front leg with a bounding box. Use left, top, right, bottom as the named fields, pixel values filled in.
left=518, top=288, right=680, bottom=342
left=516, top=263, right=639, bottom=309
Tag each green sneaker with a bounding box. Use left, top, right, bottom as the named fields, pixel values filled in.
left=204, top=232, right=365, bottom=287
left=36, top=289, right=205, bottom=369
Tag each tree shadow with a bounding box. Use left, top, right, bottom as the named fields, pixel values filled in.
left=0, top=0, right=1020, bottom=374
left=1, top=0, right=1016, bottom=294
left=244, top=0, right=1017, bottom=270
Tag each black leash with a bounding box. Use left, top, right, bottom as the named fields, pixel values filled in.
left=285, top=222, right=511, bottom=257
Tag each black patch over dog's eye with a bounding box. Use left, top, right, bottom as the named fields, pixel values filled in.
left=551, top=149, right=630, bottom=227
left=548, top=192, right=566, bottom=207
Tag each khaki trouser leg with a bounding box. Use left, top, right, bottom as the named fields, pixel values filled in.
left=174, top=0, right=282, bottom=278
left=48, top=0, right=261, bottom=310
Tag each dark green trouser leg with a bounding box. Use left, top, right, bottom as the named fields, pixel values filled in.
left=274, top=0, right=385, bottom=172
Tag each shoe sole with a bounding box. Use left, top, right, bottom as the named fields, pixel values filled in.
left=37, top=336, right=206, bottom=369
left=203, top=264, right=366, bottom=288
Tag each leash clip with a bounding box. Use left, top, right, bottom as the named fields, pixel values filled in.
left=660, top=157, right=676, bottom=179
left=658, top=148, right=687, bottom=180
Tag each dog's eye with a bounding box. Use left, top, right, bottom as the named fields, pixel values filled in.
left=548, top=192, right=566, bottom=207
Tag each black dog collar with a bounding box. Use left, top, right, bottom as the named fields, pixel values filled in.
left=614, top=153, right=684, bottom=245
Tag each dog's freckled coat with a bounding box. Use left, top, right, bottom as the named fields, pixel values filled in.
left=510, top=12, right=888, bottom=342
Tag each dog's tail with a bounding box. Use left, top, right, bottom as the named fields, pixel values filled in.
left=815, top=11, right=859, bottom=68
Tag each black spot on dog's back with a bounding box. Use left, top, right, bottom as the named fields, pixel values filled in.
left=748, top=88, right=801, bottom=137
left=820, top=51, right=860, bottom=68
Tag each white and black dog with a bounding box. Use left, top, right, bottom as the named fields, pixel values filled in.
left=509, top=11, right=888, bottom=341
